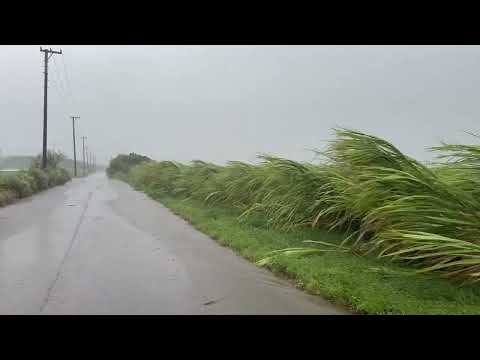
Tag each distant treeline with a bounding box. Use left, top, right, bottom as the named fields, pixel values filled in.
left=0, top=155, right=104, bottom=174
left=0, top=155, right=35, bottom=170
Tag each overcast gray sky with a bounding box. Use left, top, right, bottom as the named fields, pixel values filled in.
left=1, top=45, right=479, bottom=165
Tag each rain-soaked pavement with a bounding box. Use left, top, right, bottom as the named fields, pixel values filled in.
left=0, top=172, right=349, bottom=314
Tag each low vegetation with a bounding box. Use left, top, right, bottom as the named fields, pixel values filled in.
left=158, top=196, right=480, bottom=314
left=107, top=128, right=480, bottom=314
left=0, top=150, right=71, bottom=207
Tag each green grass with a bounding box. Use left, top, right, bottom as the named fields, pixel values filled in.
left=149, top=192, right=480, bottom=315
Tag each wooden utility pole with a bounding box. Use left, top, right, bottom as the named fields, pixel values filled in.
left=71, top=116, right=80, bottom=177
left=40, top=47, right=62, bottom=169
left=86, top=147, right=89, bottom=173
left=81, top=136, right=87, bottom=176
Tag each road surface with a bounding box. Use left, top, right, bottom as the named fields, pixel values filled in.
left=0, top=173, right=349, bottom=314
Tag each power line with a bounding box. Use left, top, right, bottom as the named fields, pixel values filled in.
left=52, top=56, right=67, bottom=100
left=50, top=57, right=79, bottom=167
left=51, top=57, right=74, bottom=118
left=60, top=53, right=76, bottom=110
left=49, top=79, right=70, bottom=118
left=47, top=78, right=73, bottom=151
left=49, top=53, right=74, bottom=117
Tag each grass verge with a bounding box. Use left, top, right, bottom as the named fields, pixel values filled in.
left=142, top=190, right=480, bottom=315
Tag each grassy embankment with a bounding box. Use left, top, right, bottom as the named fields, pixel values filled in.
left=106, top=130, right=480, bottom=314
left=0, top=150, right=71, bottom=207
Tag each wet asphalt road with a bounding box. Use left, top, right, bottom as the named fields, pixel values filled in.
left=0, top=173, right=349, bottom=314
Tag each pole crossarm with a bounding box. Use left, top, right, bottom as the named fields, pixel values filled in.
left=40, top=47, right=63, bottom=55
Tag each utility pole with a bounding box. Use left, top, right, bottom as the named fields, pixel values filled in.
left=70, top=116, right=80, bottom=177
left=81, top=136, right=87, bottom=176
left=40, top=47, right=62, bottom=169
left=86, top=147, right=89, bottom=173
left=87, top=147, right=92, bottom=174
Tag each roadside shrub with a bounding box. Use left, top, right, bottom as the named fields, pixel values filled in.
left=44, top=168, right=70, bottom=186
left=0, top=149, right=71, bottom=206
left=20, top=172, right=38, bottom=193
left=31, top=150, right=66, bottom=169
left=53, top=168, right=70, bottom=185
left=0, top=172, right=34, bottom=198
left=62, top=169, right=71, bottom=184
left=0, top=188, right=17, bottom=206
left=28, top=167, right=49, bottom=191
left=28, top=149, right=71, bottom=187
